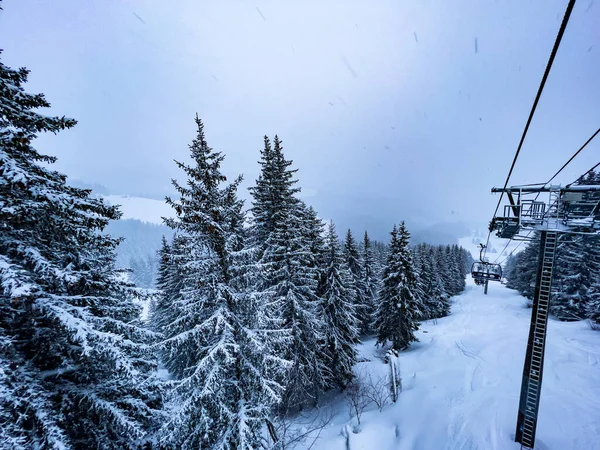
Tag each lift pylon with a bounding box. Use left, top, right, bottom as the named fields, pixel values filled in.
left=490, top=184, right=600, bottom=450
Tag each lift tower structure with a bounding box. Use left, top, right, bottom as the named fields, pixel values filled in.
left=489, top=184, right=600, bottom=450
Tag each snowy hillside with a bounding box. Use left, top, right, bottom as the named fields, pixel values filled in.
left=103, top=194, right=173, bottom=224
left=297, top=280, right=599, bottom=450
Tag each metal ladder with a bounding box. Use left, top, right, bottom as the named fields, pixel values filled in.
left=516, top=230, right=558, bottom=449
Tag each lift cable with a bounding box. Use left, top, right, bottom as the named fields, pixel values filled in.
left=492, top=138, right=597, bottom=266
left=482, top=0, right=577, bottom=260
left=543, top=127, right=600, bottom=187
left=494, top=186, right=563, bottom=265
left=495, top=230, right=534, bottom=266
left=493, top=238, right=513, bottom=264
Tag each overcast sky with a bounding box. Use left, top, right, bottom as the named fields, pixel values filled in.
left=1, top=0, right=598, bottom=239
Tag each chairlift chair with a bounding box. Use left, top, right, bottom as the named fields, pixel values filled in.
left=471, top=261, right=502, bottom=282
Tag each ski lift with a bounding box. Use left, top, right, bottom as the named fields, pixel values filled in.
left=471, top=261, right=502, bottom=282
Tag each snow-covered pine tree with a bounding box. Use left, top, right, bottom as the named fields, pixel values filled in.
left=584, top=234, right=600, bottom=324
left=374, top=222, right=423, bottom=351
left=360, top=231, right=379, bottom=335
left=129, top=254, right=157, bottom=288
left=505, top=232, right=541, bottom=301
left=149, top=235, right=186, bottom=336
left=413, top=244, right=434, bottom=320
left=248, top=135, right=279, bottom=249
left=435, top=245, right=452, bottom=299
left=503, top=253, right=518, bottom=287
left=452, top=245, right=467, bottom=294
left=159, top=116, right=287, bottom=450
left=302, top=203, right=326, bottom=268
left=321, top=222, right=359, bottom=388
left=551, top=171, right=600, bottom=321
left=413, top=243, right=451, bottom=320
left=551, top=234, right=590, bottom=320
left=444, top=245, right=462, bottom=296
left=248, top=135, right=327, bottom=411
left=0, top=50, right=162, bottom=449
left=587, top=278, right=600, bottom=326
left=372, top=239, right=389, bottom=274
left=427, top=246, right=449, bottom=317
left=343, top=229, right=369, bottom=335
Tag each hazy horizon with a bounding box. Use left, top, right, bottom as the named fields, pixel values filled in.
left=1, top=0, right=598, bottom=237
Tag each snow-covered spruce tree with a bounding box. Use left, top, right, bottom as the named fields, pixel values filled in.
left=552, top=234, right=600, bottom=321
left=129, top=254, right=157, bottom=288
left=248, top=135, right=326, bottom=411
left=0, top=51, right=162, bottom=449
left=505, top=233, right=541, bottom=301
left=149, top=235, right=186, bottom=337
left=551, top=234, right=588, bottom=320
left=301, top=203, right=326, bottom=268
left=427, top=246, right=449, bottom=318
left=321, top=222, right=359, bottom=388
left=585, top=235, right=600, bottom=324
left=149, top=236, right=171, bottom=325
left=434, top=245, right=452, bottom=300
left=451, top=245, right=467, bottom=294
left=413, top=244, right=435, bottom=320
left=374, top=223, right=423, bottom=351
left=551, top=172, right=600, bottom=321
left=343, top=229, right=369, bottom=335
left=159, top=116, right=287, bottom=450
left=248, top=135, right=278, bottom=249
left=360, top=231, right=379, bottom=334
left=443, top=246, right=461, bottom=297
left=587, top=279, right=600, bottom=326
left=503, top=253, right=518, bottom=288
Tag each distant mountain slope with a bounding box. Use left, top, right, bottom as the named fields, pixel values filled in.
left=459, top=229, right=524, bottom=265
left=103, top=194, right=173, bottom=224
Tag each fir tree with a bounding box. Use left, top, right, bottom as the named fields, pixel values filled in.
left=321, top=222, right=359, bottom=388
left=248, top=135, right=327, bottom=411
left=505, top=233, right=541, bottom=300
left=129, top=254, right=157, bottom=288
left=435, top=245, right=452, bottom=300
left=302, top=203, right=326, bottom=268
left=427, top=246, right=449, bottom=317
left=552, top=234, right=600, bottom=320
left=503, top=253, right=518, bottom=287
left=159, top=116, right=287, bottom=450
left=343, top=229, right=369, bottom=334
left=0, top=50, right=161, bottom=449
left=248, top=136, right=279, bottom=249
left=360, top=231, right=379, bottom=334
left=150, top=235, right=185, bottom=337
left=374, top=222, right=423, bottom=351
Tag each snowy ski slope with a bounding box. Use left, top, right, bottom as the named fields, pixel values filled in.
left=304, top=280, right=600, bottom=450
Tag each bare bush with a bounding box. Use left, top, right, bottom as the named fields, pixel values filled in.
left=266, top=408, right=335, bottom=450
left=345, top=369, right=393, bottom=434
left=364, top=372, right=391, bottom=412
left=346, top=379, right=370, bottom=429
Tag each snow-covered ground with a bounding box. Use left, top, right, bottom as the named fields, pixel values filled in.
left=301, top=280, right=600, bottom=450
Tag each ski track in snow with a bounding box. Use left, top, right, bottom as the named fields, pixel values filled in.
left=300, top=280, right=600, bottom=450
